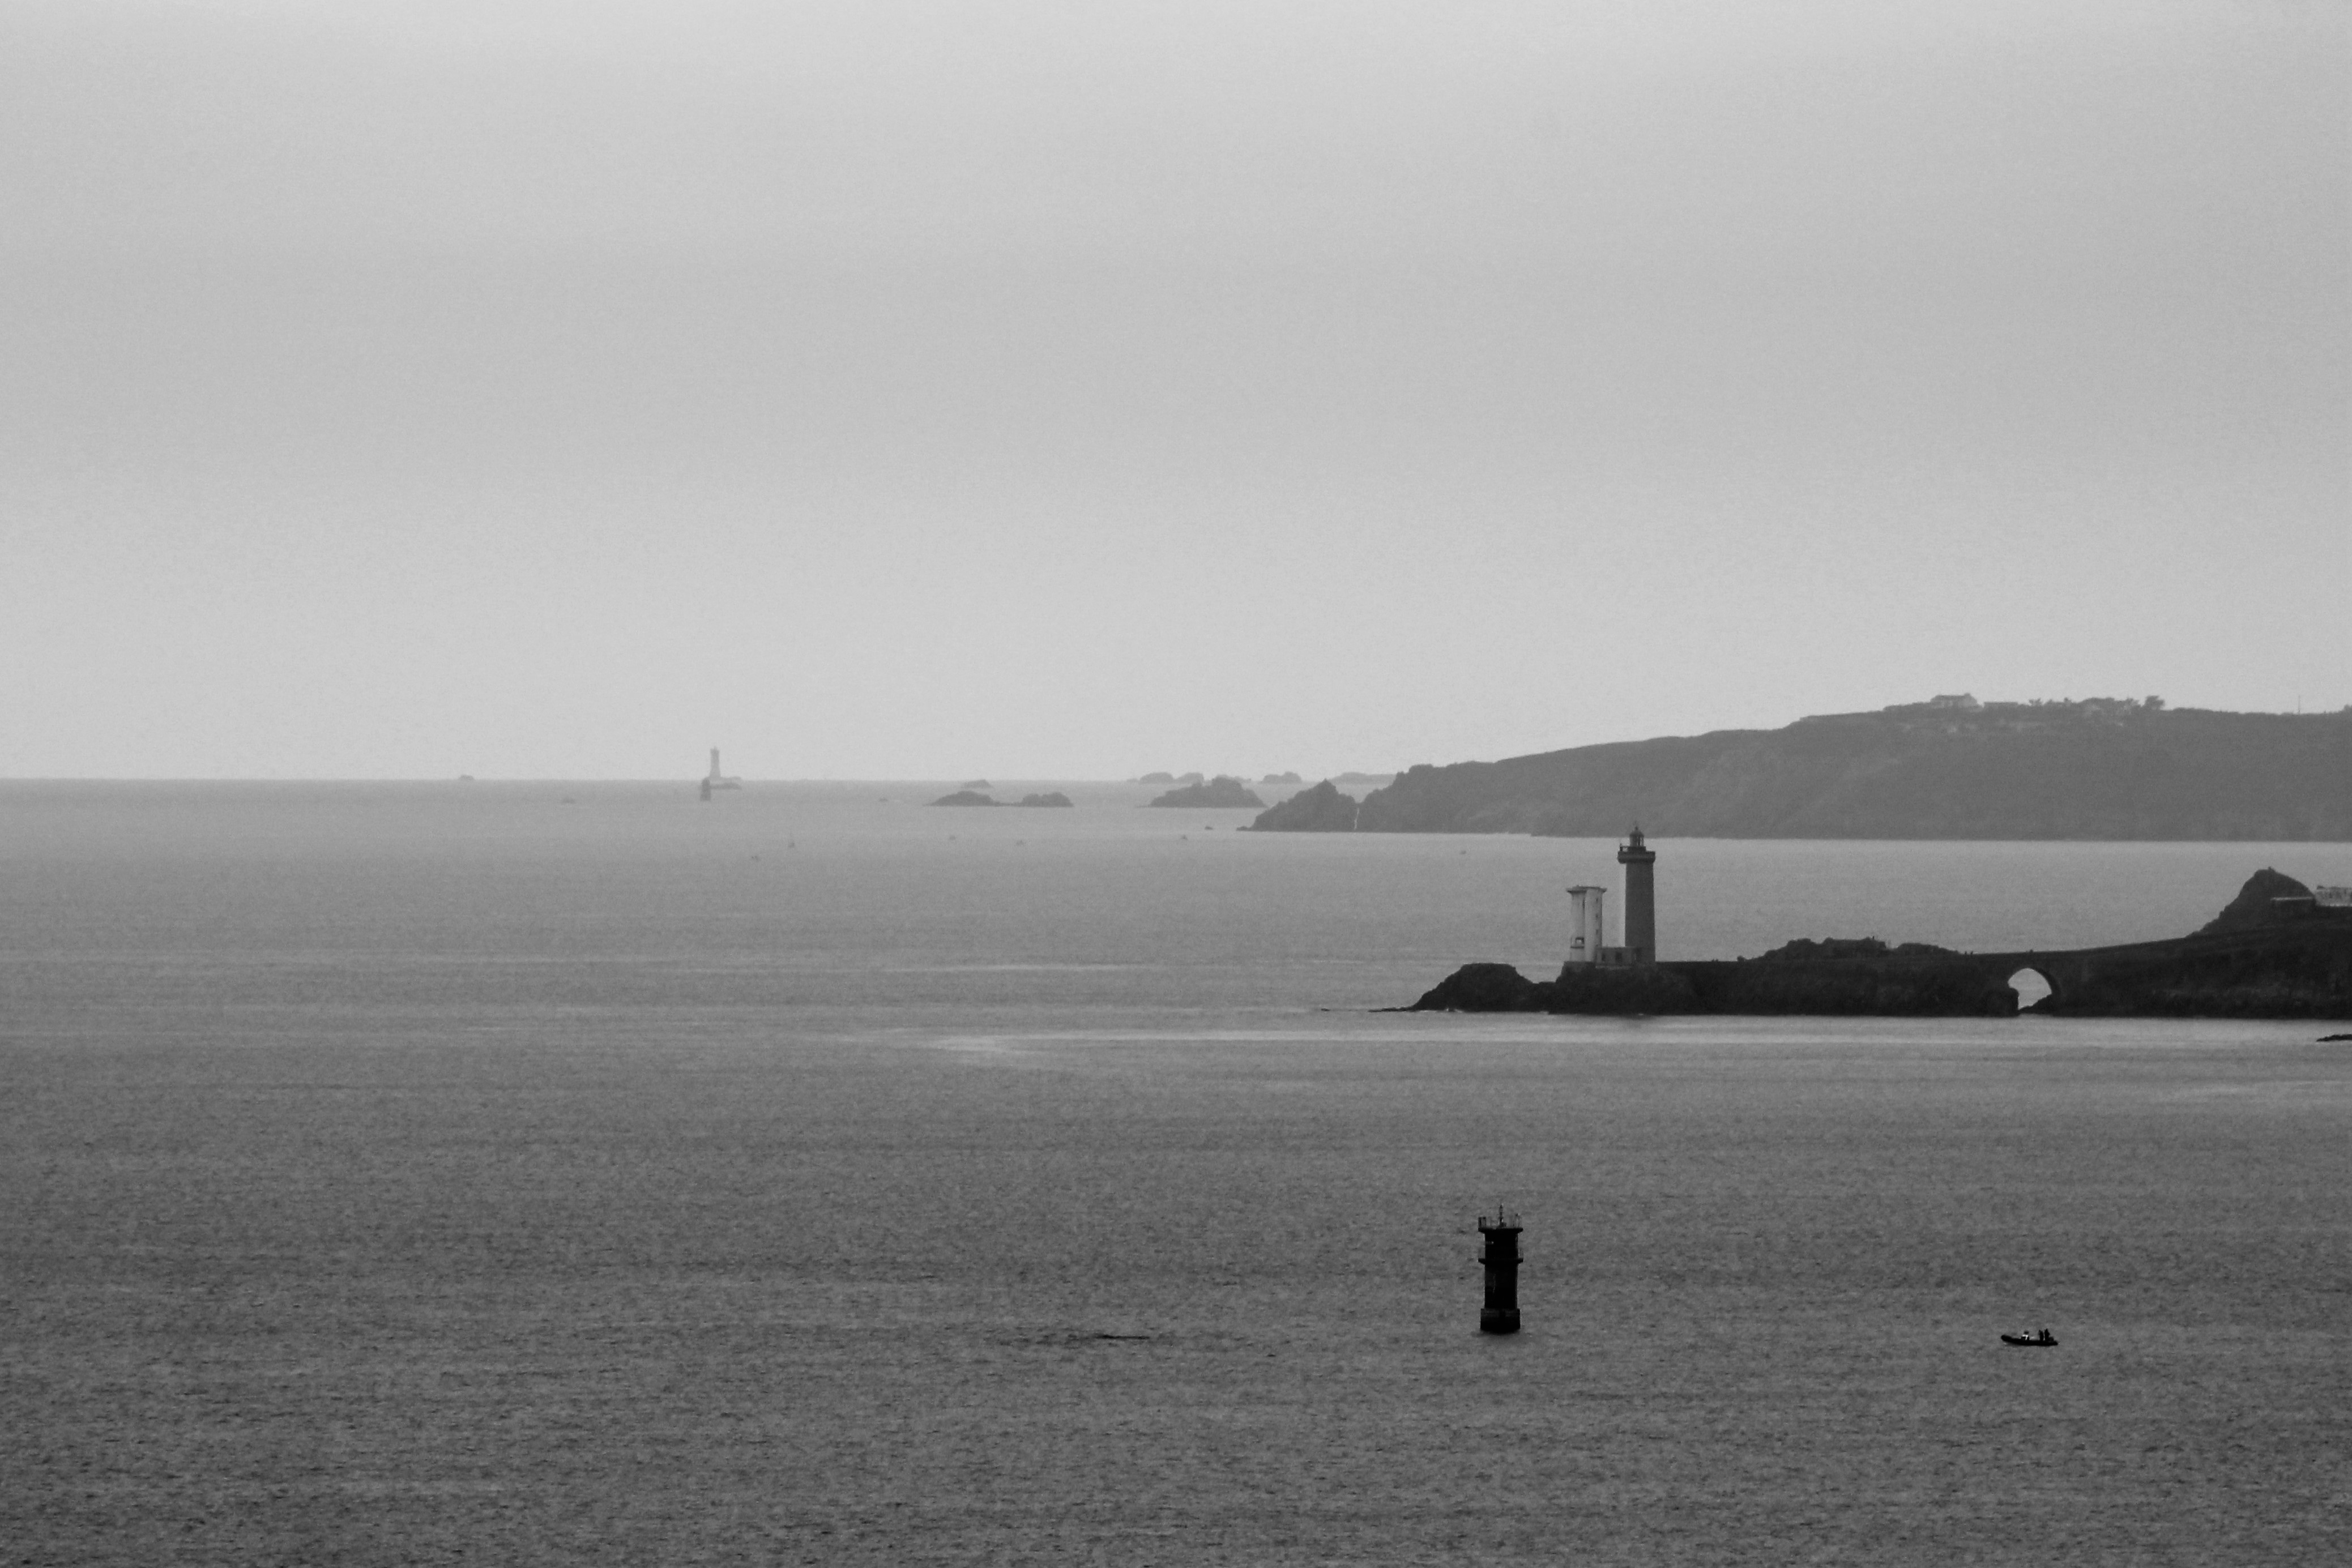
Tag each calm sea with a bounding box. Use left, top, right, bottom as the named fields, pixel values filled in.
left=4, top=783, right=2346, bottom=1564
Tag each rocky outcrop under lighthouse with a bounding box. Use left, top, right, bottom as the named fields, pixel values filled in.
left=1408, top=871, right=2352, bottom=1019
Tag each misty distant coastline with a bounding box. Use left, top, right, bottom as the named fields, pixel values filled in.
left=1249, top=697, right=2352, bottom=841
left=929, top=789, right=1074, bottom=808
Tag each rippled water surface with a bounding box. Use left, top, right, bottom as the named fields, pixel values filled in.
left=4, top=784, right=2346, bottom=1563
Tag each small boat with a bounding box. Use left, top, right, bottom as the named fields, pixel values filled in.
left=2000, top=1328, right=2058, bottom=1347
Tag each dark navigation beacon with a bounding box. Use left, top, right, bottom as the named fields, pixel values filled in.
left=1477, top=1209, right=1522, bottom=1335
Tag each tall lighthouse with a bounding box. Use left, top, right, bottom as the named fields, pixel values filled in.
left=1617, top=827, right=1657, bottom=965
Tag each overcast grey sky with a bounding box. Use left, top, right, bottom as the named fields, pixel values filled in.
left=4, top=0, right=2344, bottom=779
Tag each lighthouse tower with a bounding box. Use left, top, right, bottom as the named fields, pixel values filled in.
left=1617, top=827, right=1657, bottom=965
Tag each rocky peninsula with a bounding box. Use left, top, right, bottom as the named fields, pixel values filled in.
left=1409, top=870, right=2352, bottom=1019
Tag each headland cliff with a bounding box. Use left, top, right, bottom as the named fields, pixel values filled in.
left=1256, top=698, right=2352, bottom=840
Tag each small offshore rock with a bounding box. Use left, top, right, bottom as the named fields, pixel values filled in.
left=1146, top=775, right=1265, bottom=808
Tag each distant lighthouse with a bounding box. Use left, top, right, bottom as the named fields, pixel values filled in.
left=701, top=749, right=742, bottom=798
left=1617, top=827, right=1657, bottom=965
left=1477, top=1210, right=1522, bottom=1334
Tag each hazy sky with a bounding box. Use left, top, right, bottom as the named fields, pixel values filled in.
left=5, top=0, right=2345, bottom=778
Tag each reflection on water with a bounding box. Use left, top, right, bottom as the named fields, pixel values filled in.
left=2, top=784, right=2346, bottom=1563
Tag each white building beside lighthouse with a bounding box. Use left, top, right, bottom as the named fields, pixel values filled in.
left=1563, top=885, right=1608, bottom=965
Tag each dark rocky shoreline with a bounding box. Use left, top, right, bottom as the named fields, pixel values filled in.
left=1408, top=871, right=2352, bottom=1019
